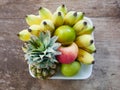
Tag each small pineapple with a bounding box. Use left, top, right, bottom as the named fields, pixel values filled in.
left=24, top=31, right=61, bottom=79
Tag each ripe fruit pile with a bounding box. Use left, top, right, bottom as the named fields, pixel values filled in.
left=17, top=5, right=96, bottom=79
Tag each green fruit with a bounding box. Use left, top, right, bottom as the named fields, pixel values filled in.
left=54, top=25, right=76, bottom=45
left=61, top=61, right=81, bottom=77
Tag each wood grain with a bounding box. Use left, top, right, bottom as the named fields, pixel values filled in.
left=0, top=0, right=120, bottom=90
left=0, top=0, right=120, bottom=19
left=0, top=17, right=120, bottom=89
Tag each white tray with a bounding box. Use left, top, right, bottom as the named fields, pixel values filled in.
left=29, top=17, right=94, bottom=80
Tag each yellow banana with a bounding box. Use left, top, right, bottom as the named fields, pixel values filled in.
left=56, top=4, right=67, bottom=15
left=75, top=34, right=94, bottom=48
left=40, top=19, right=55, bottom=33
left=82, top=43, right=96, bottom=54
left=17, top=29, right=31, bottom=41
left=64, top=11, right=84, bottom=26
left=79, top=25, right=95, bottom=35
left=52, top=11, right=64, bottom=27
left=73, top=20, right=87, bottom=35
left=39, top=7, right=53, bottom=20
left=77, top=48, right=94, bottom=64
left=28, top=25, right=42, bottom=37
left=73, top=19, right=95, bottom=36
left=22, top=43, right=28, bottom=53
left=25, top=15, right=42, bottom=26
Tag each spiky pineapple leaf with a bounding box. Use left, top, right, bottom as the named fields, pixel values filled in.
left=23, top=31, right=62, bottom=79
left=48, top=36, right=58, bottom=47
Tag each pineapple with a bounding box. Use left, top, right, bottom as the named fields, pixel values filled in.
left=24, top=31, right=61, bottom=79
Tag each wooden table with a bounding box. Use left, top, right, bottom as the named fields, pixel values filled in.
left=0, top=0, right=120, bottom=90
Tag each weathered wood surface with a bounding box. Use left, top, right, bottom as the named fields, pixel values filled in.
left=0, top=0, right=120, bottom=90
left=0, top=0, right=120, bottom=18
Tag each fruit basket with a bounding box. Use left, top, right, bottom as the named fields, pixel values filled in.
left=17, top=5, right=96, bottom=80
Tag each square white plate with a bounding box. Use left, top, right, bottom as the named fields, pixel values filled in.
left=29, top=17, right=94, bottom=80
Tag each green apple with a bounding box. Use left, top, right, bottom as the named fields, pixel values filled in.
left=61, top=61, right=81, bottom=77
left=54, top=25, right=76, bottom=45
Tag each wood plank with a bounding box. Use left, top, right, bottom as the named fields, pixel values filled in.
left=0, top=0, right=120, bottom=19
left=0, top=17, right=120, bottom=90
left=0, top=0, right=120, bottom=89
left=92, top=17, right=120, bottom=43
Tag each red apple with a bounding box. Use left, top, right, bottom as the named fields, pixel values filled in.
left=56, top=42, right=78, bottom=64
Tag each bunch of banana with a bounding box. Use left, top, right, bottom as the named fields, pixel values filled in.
left=17, top=4, right=96, bottom=79
left=73, top=17, right=96, bottom=64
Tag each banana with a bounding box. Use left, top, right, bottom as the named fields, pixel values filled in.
left=40, top=19, right=55, bottom=33
left=52, top=11, right=64, bottom=27
left=28, top=25, right=42, bottom=36
left=22, top=46, right=27, bottom=53
left=22, top=43, right=28, bottom=53
left=73, top=19, right=95, bottom=36
left=76, top=12, right=84, bottom=23
left=56, top=4, right=67, bottom=15
left=79, top=25, right=95, bottom=35
left=64, top=11, right=84, bottom=26
left=17, top=29, right=31, bottom=41
left=39, top=7, right=53, bottom=20
left=77, top=48, right=95, bottom=64
left=26, top=15, right=42, bottom=26
left=75, top=34, right=94, bottom=48
left=82, top=43, right=96, bottom=54
left=73, top=20, right=87, bottom=35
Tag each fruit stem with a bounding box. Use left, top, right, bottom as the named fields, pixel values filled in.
left=94, top=50, right=96, bottom=53
left=83, top=21, right=87, bottom=26
left=58, top=12, right=61, bottom=16
left=92, top=61, right=95, bottom=64
left=25, top=15, right=28, bottom=18
left=17, top=33, right=19, bottom=37
left=73, top=12, right=77, bottom=17
left=82, top=12, right=85, bottom=15
left=39, top=7, right=42, bottom=10
left=62, top=4, right=65, bottom=7
left=43, top=21, right=47, bottom=25
left=93, top=26, right=95, bottom=29
left=28, top=28, right=32, bottom=32
left=90, top=40, right=94, bottom=44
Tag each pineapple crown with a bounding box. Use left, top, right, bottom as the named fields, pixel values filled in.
left=24, top=31, right=61, bottom=69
